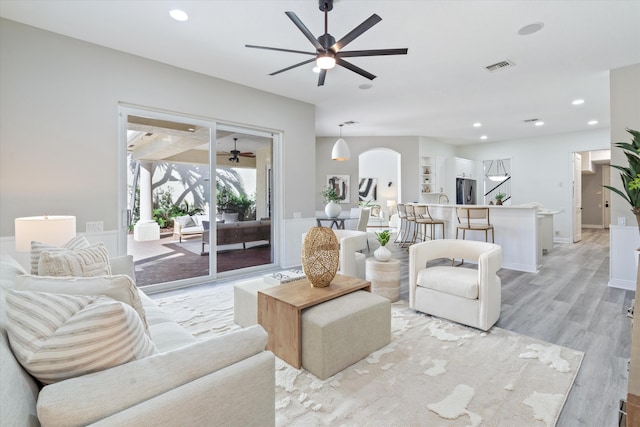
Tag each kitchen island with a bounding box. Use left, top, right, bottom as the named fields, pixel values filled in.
left=418, top=204, right=539, bottom=273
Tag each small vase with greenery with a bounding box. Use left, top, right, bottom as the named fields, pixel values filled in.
left=374, top=230, right=392, bottom=262
left=495, top=192, right=506, bottom=205
left=321, top=186, right=342, bottom=218
left=604, top=128, right=640, bottom=231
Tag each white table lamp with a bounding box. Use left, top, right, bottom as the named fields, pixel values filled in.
left=14, top=215, right=76, bottom=252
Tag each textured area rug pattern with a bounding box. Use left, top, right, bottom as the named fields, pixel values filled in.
left=153, top=283, right=583, bottom=426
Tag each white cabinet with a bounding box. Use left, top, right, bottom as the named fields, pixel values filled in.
left=456, top=158, right=476, bottom=178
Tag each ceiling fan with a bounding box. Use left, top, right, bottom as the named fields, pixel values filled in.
left=246, top=0, right=408, bottom=86
left=225, top=138, right=255, bottom=163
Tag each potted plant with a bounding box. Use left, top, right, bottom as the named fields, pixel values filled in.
left=321, top=186, right=342, bottom=218
left=495, top=192, right=506, bottom=205
left=604, top=128, right=640, bottom=232
left=374, top=230, right=392, bottom=262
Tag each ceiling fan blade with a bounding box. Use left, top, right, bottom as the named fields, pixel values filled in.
left=338, top=48, right=408, bottom=58
left=336, top=58, right=376, bottom=80
left=245, top=44, right=316, bottom=56
left=269, top=58, right=316, bottom=76
left=285, top=11, right=324, bottom=51
left=331, top=14, right=382, bottom=52
left=317, top=69, right=327, bottom=86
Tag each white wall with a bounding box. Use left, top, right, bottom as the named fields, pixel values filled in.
left=0, top=19, right=316, bottom=265
left=608, top=63, right=640, bottom=290
left=456, top=128, right=610, bottom=242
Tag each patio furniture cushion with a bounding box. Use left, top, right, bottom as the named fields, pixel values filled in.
left=5, top=290, right=157, bottom=385
left=37, top=243, right=111, bottom=277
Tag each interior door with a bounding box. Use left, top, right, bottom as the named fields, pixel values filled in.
left=573, top=153, right=582, bottom=242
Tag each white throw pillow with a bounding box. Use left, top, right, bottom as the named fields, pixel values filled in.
left=38, top=243, right=111, bottom=277
left=14, top=274, right=149, bottom=333
left=30, top=235, right=90, bottom=275
left=5, top=289, right=157, bottom=385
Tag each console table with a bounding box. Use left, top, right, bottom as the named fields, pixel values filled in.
left=257, top=274, right=370, bottom=368
left=315, top=217, right=346, bottom=229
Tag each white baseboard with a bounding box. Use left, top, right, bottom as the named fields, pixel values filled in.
left=608, top=279, right=636, bottom=291
left=582, top=224, right=604, bottom=229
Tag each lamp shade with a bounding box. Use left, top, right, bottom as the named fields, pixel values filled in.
left=15, top=215, right=76, bottom=252
left=331, top=138, right=350, bottom=161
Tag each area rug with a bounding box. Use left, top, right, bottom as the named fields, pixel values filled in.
left=152, top=283, right=583, bottom=427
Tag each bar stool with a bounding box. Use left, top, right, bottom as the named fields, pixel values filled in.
left=415, top=205, right=445, bottom=241
left=403, top=204, right=417, bottom=247
left=394, top=203, right=409, bottom=244
left=455, top=207, right=494, bottom=242
left=411, top=205, right=428, bottom=243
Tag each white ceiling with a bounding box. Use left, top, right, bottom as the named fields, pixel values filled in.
left=2, top=0, right=639, bottom=144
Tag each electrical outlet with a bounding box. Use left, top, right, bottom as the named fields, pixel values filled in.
left=86, top=221, right=104, bottom=233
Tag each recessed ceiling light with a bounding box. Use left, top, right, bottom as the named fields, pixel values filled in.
left=480, top=135, right=488, bottom=140
left=572, top=99, right=585, bottom=105
left=473, top=122, right=482, bottom=128
left=588, top=120, right=598, bottom=125
left=359, top=83, right=373, bottom=90
left=169, top=9, right=189, bottom=21
left=535, top=121, right=545, bottom=126
left=518, top=22, right=544, bottom=36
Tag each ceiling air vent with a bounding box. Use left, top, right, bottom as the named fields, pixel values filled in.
left=523, top=118, right=538, bottom=123
left=485, top=59, right=515, bottom=72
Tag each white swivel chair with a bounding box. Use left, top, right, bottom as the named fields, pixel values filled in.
left=333, top=229, right=368, bottom=279
left=409, top=239, right=502, bottom=331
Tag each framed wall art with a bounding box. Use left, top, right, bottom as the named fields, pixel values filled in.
left=327, top=175, right=350, bottom=203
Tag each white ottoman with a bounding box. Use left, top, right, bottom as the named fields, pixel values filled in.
left=301, top=290, right=391, bottom=380
left=233, top=278, right=275, bottom=327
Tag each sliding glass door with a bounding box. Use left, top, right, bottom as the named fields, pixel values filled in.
left=119, top=106, right=277, bottom=291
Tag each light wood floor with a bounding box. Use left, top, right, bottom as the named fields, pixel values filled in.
left=390, top=228, right=632, bottom=426
left=154, top=228, right=632, bottom=426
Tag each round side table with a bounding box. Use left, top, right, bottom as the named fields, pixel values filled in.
left=365, top=257, right=401, bottom=302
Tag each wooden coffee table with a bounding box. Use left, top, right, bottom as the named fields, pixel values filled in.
left=257, top=274, right=370, bottom=368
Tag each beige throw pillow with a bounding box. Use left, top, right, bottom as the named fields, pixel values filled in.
left=15, top=274, right=149, bottom=333
left=38, top=243, right=111, bottom=277
left=6, top=289, right=157, bottom=385
left=30, top=235, right=90, bottom=275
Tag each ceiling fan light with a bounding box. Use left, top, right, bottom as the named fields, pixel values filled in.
left=331, top=138, right=350, bottom=161
left=316, top=55, right=336, bottom=70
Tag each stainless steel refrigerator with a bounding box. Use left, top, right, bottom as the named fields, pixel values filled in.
left=456, top=178, right=477, bottom=205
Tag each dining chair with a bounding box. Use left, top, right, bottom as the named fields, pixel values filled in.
left=356, top=208, right=371, bottom=251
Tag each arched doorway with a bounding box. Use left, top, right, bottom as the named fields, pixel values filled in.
left=358, top=148, right=401, bottom=226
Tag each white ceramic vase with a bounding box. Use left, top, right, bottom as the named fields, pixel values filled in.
left=325, top=201, right=341, bottom=218
left=374, top=245, right=392, bottom=262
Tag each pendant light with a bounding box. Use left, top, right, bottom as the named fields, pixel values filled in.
left=331, top=124, right=350, bottom=161
left=486, top=159, right=509, bottom=182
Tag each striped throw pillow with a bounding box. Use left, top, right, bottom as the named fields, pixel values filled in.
left=38, top=243, right=111, bottom=277
left=14, top=274, right=149, bottom=334
left=6, top=289, right=157, bottom=385
left=30, top=235, right=90, bottom=275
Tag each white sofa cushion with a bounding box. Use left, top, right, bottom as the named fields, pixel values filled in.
left=416, top=266, right=478, bottom=300
left=37, top=243, right=111, bottom=277
left=30, top=235, right=90, bottom=275
left=15, top=274, right=149, bottom=333
left=6, top=290, right=157, bottom=384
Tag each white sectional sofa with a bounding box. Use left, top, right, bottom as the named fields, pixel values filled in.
left=0, top=254, right=275, bottom=427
